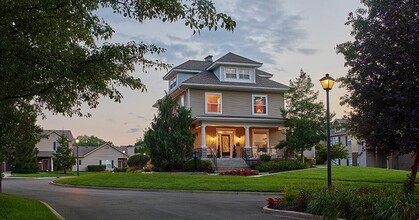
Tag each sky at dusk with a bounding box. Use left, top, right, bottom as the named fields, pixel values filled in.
left=37, top=0, right=364, bottom=146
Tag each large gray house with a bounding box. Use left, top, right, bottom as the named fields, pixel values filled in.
left=158, top=52, right=289, bottom=159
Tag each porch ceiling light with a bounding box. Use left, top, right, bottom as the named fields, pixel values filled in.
left=320, top=74, right=335, bottom=90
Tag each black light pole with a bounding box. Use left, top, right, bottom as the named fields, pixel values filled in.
left=320, top=74, right=335, bottom=188
left=75, top=139, right=80, bottom=176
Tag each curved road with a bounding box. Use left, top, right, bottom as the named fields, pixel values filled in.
left=3, top=178, right=287, bottom=220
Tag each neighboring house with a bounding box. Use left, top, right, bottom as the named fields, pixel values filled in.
left=72, top=143, right=135, bottom=171
left=329, top=119, right=361, bottom=166
left=37, top=130, right=74, bottom=172
left=157, top=52, right=289, bottom=159
left=330, top=119, right=415, bottom=170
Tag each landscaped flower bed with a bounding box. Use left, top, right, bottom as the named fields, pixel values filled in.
left=219, top=169, right=258, bottom=176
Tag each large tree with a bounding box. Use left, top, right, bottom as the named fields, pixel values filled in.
left=0, top=0, right=234, bottom=191
left=144, top=95, right=195, bottom=171
left=53, top=134, right=76, bottom=174
left=0, top=101, right=42, bottom=192
left=336, top=0, right=419, bottom=187
left=76, top=135, right=112, bottom=147
left=277, top=70, right=326, bottom=162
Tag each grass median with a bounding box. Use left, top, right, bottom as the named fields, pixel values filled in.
left=54, top=166, right=417, bottom=194
left=0, top=194, right=59, bottom=220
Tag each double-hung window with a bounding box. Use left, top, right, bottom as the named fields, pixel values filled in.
left=238, top=69, right=250, bottom=79
left=252, top=95, right=268, bottom=115
left=225, top=68, right=237, bottom=79
left=169, top=77, right=177, bottom=90
left=206, top=93, right=222, bottom=114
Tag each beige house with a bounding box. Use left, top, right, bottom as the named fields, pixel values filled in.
left=37, top=130, right=74, bottom=171
left=158, top=52, right=289, bottom=159
left=72, top=144, right=135, bottom=171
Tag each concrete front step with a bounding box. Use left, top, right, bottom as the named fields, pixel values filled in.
left=213, top=158, right=250, bottom=171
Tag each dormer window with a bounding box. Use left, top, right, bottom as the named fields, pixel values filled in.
left=169, top=77, right=177, bottom=90
left=223, top=67, right=253, bottom=82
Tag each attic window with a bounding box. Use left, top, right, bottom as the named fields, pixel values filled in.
left=224, top=67, right=251, bottom=81
left=169, top=77, right=177, bottom=90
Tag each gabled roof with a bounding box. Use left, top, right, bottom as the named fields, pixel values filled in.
left=206, top=52, right=262, bottom=70
left=40, top=130, right=73, bottom=141
left=215, top=52, right=262, bottom=65
left=182, top=70, right=288, bottom=92
left=163, top=60, right=212, bottom=80
left=74, top=143, right=129, bottom=158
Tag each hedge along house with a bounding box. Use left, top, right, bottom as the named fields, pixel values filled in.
left=156, top=52, right=289, bottom=160
left=72, top=143, right=134, bottom=171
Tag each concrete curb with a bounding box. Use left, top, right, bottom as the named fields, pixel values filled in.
left=262, top=206, right=323, bottom=220
left=40, top=200, right=65, bottom=220
left=50, top=181, right=285, bottom=196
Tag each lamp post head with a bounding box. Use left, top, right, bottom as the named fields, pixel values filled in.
left=320, top=74, right=335, bottom=91
left=75, top=139, right=80, bottom=144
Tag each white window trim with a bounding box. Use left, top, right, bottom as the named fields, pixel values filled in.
left=252, top=129, right=270, bottom=151
left=252, top=94, right=268, bottom=115
left=205, top=92, right=222, bottom=114
left=222, top=67, right=253, bottom=83
left=169, top=76, right=177, bottom=90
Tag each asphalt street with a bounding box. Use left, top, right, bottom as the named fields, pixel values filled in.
left=3, top=178, right=289, bottom=220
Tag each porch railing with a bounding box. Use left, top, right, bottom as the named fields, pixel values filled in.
left=241, top=148, right=251, bottom=167
left=209, top=148, right=217, bottom=170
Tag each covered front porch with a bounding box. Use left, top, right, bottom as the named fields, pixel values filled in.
left=193, top=119, right=286, bottom=159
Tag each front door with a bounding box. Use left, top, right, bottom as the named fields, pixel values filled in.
left=221, top=134, right=230, bottom=158
left=42, top=159, right=49, bottom=171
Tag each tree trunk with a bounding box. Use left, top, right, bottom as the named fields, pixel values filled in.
left=0, top=175, right=2, bottom=193
left=301, top=149, right=305, bottom=163
left=410, top=149, right=419, bottom=185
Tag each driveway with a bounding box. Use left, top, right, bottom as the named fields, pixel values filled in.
left=3, top=178, right=288, bottom=220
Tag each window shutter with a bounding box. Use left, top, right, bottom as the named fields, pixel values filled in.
left=99, top=160, right=102, bottom=165
left=53, top=142, right=56, bottom=151
left=111, top=160, right=114, bottom=168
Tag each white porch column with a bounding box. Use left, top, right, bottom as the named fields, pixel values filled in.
left=244, top=126, right=251, bottom=158
left=51, top=158, right=54, bottom=172
left=201, top=125, right=207, bottom=158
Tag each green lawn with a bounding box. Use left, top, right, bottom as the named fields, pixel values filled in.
left=55, top=166, right=417, bottom=194
left=0, top=194, right=59, bottom=220
left=11, top=171, right=97, bottom=177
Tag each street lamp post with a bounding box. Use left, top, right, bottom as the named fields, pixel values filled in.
left=320, top=74, right=335, bottom=188
left=75, top=139, right=80, bottom=176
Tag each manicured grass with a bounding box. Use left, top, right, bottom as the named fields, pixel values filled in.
left=55, top=166, right=417, bottom=194
left=11, top=171, right=98, bottom=177
left=0, top=194, right=59, bottom=220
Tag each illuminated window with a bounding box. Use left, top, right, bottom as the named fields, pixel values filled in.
left=206, top=93, right=222, bottom=114
left=252, top=95, right=267, bottom=115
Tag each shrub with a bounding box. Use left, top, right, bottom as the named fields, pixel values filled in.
left=259, top=154, right=272, bottom=162
left=306, top=188, right=419, bottom=220
left=255, top=160, right=307, bottom=172
left=127, top=154, right=150, bottom=169
left=143, top=167, right=152, bottom=172
left=113, top=167, right=127, bottom=172
left=305, top=157, right=316, bottom=167
left=87, top=165, right=106, bottom=172
left=182, top=158, right=213, bottom=172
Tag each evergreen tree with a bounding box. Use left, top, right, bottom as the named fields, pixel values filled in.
left=337, top=0, right=419, bottom=186
left=277, top=70, right=326, bottom=162
left=144, top=95, right=195, bottom=171
left=53, top=134, right=75, bottom=174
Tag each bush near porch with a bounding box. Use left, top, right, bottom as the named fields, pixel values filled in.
left=255, top=160, right=307, bottom=172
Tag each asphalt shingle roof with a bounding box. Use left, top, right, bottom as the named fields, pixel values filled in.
left=215, top=52, right=262, bottom=65
left=173, top=60, right=212, bottom=71
left=182, top=70, right=288, bottom=90
left=41, top=130, right=73, bottom=140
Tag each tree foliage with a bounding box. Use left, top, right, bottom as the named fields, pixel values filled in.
left=315, top=143, right=350, bottom=164
left=277, top=70, right=326, bottom=162
left=53, top=134, right=75, bottom=174
left=143, top=95, right=196, bottom=171
left=134, top=139, right=150, bottom=155
left=0, top=0, right=235, bottom=116
left=76, top=135, right=111, bottom=147
left=336, top=0, right=419, bottom=184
